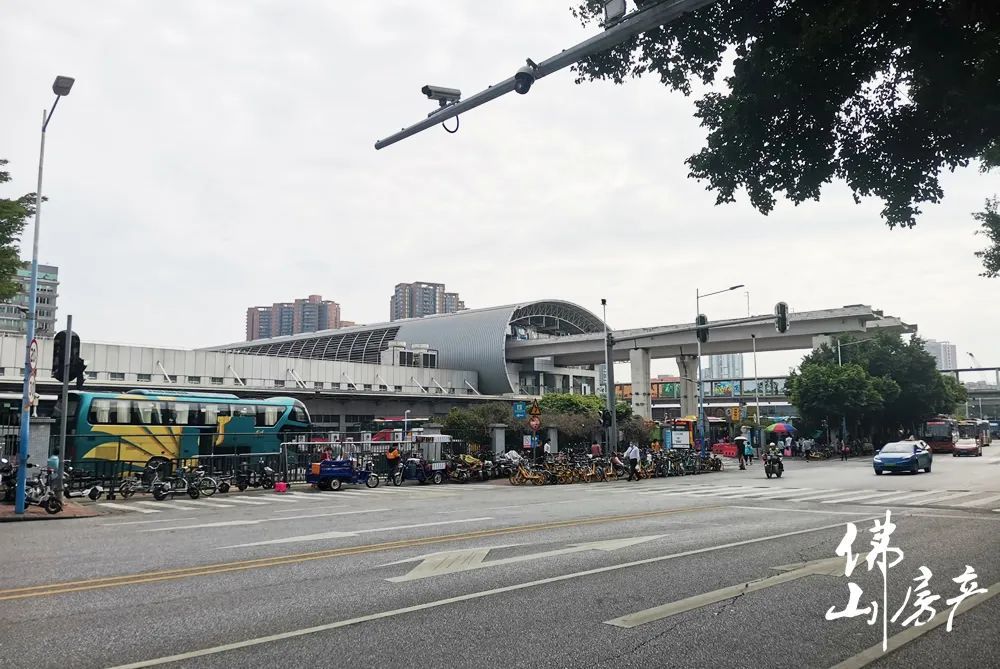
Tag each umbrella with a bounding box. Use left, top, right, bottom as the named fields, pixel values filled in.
left=765, top=422, right=796, bottom=434
left=734, top=435, right=748, bottom=442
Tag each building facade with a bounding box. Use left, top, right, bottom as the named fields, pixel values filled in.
left=923, top=339, right=958, bottom=371
left=706, top=353, right=744, bottom=380
left=390, top=281, right=465, bottom=321
left=0, top=263, right=59, bottom=337
left=245, top=295, right=343, bottom=341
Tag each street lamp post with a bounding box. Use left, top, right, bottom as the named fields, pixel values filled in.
left=600, top=298, right=616, bottom=455
left=403, top=409, right=411, bottom=448
left=695, top=284, right=744, bottom=456
left=15, top=75, right=74, bottom=515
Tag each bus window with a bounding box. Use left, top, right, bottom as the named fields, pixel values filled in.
left=113, top=400, right=131, bottom=424
left=235, top=404, right=256, bottom=420
left=133, top=401, right=163, bottom=425
left=169, top=402, right=191, bottom=425
left=291, top=401, right=309, bottom=424
left=257, top=405, right=281, bottom=427
left=199, top=404, right=231, bottom=426
left=89, top=399, right=111, bottom=424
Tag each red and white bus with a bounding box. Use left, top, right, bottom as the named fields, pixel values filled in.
left=920, top=417, right=958, bottom=453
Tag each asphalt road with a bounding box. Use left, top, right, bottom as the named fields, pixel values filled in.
left=1, top=453, right=998, bottom=669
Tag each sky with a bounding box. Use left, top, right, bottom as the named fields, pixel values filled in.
left=2, top=1, right=997, bottom=382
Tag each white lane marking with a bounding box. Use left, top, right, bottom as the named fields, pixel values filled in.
left=781, top=489, right=852, bottom=502
left=100, top=517, right=198, bottom=527
left=874, top=490, right=944, bottom=504
left=389, top=535, right=665, bottom=583
left=731, top=506, right=881, bottom=516
left=144, top=508, right=389, bottom=532
left=249, top=495, right=303, bottom=503
left=713, top=488, right=811, bottom=499
left=215, top=498, right=271, bottom=506
left=604, top=556, right=843, bottom=628
left=104, top=516, right=880, bottom=669
left=821, top=491, right=902, bottom=504
left=99, top=503, right=158, bottom=514
left=638, top=486, right=744, bottom=497
left=171, top=499, right=235, bottom=509
left=132, top=501, right=200, bottom=511
left=955, top=492, right=1000, bottom=508
left=909, top=491, right=980, bottom=505
left=826, top=582, right=1000, bottom=669
left=220, top=516, right=494, bottom=549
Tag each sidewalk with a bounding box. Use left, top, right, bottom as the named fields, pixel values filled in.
left=0, top=500, right=100, bottom=522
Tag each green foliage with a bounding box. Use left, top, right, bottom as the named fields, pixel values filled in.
left=792, top=333, right=964, bottom=434
left=0, top=159, right=32, bottom=302
left=442, top=402, right=514, bottom=446
left=973, top=197, right=1000, bottom=278
left=538, top=393, right=604, bottom=415
left=571, top=1, right=1000, bottom=229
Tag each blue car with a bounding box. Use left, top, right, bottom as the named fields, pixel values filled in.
left=873, top=440, right=933, bottom=475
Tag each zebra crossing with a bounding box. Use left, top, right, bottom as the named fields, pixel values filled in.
left=600, top=481, right=1000, bottom=511
left=96, top=484, right=493, bottom=515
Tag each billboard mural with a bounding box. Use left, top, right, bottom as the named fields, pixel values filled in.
left=711, top=381, right=741, bottom=397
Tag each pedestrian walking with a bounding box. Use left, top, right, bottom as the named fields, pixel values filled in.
left=803, top=439, right=811, bottom=462
left=625, top=443, right=641, bottom=481
left=841, top=440, right=850, bottom=461
left=591, top=441, right=602, bottom=458
left=743, top=441, right=753, bottom=467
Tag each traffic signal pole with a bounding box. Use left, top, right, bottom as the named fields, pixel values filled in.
left=55, top=314, right=72, bottom=495
left=374, top=0, right=720, bottom=150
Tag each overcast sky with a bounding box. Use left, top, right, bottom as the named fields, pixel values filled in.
left=2, top=1, right=997, bottom=382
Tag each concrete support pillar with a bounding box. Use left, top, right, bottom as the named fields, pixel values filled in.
left=676, top=355, right=699, bottom=418
left=546, top=427, right=559, bottom=453
left=490, top=424, right=507, bottom=456
left=629, top=348, right=652, bottom=420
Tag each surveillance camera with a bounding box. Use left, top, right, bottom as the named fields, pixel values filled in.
left=514, top=66, right=535, bottom=95
left=421, top=85, right=461, bottom=104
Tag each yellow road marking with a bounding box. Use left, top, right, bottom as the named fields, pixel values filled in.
left=0, top=505, right=717, bottom=601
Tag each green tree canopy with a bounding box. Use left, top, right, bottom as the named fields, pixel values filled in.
left=572, top=1, right=1000, bottom=258
left=974, top=197, right=1000, bottom=278
left=786, top=363, right=895, bottom=431
left=794, top=333, right=966, bottom=434
left=0, top=158, right=34, bottom=301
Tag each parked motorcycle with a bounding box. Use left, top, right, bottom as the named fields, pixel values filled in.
left=62, top=464, right=104, bottom=501
left=235, top=460, right=275, bottom=492
left=151, top=464, right=201, bottom=500
left=764, top=450, right=784, bottom=479
left=0, top=456, right=14, bottom=503
left=24, top=462, right=62, bottom=514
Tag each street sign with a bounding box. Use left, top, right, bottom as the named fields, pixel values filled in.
left=528, top=415, right=541, bottom=432
left=522, top=435, right=532, bottom=448
left=528, top=400, right=541, bottom=417
left=513, top=401, right=527, bottom=419
left=28, top=338, right=38, bottom=372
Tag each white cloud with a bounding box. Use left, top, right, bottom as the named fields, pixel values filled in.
left=1, top=1, right=996, bottom=377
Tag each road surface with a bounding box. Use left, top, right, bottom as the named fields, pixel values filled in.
left=1, top=453, right=997, bottom=668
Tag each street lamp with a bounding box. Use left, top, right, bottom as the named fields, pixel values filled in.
left=600, top=299, right=616, bottom=455
left=15, top=75, right=75, bottom=515
left=403, top=409, right=411, bottom=447
left=695, top=284, right=744, bottom=455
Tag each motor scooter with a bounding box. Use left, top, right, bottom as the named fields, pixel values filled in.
left=764, top=450, right=784, bottom=479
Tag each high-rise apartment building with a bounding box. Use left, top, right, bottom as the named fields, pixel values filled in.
left=923, top=339, right=958, bottom=371
left=705, top=353, right=744, bottom=380
left=0, top=263, right=59, bottom=336
left=390, top=281, right=465, bottom=321
left=245, top=295, right=343, bottom=341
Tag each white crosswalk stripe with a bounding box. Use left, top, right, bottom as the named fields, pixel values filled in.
left=133, top=500, right=203, bottom=511
left=907, top=491, right=981, bottom=506
left=171, top=499, right=236, bottom=509
left=100, top=502, right=158, bottom=514
left=954, top=492, right=1000, bottom=508
left=216, top=497, right=272, bottom=506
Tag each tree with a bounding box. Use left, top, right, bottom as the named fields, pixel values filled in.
left=974, top=197, right=1000, bottom=277
left=538, top=393, right=604, bottom=415
left=795, top=333, right=961, bottom=434
left=572, top=2, right=1000, bottom=248
left=786, top=363, right=893, bottom=434
left=0, top=158, right=34, bottom=301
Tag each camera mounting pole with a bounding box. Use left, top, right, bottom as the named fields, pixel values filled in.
left=374, top=0, right=717, bottom=150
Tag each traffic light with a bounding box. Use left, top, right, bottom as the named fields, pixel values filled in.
left=774, top=302, right=789, bottom=333
left=696, top=314, right=709, bottom=343
left=729, top=407, right=740, bottom=422
left=601, top=409, right=611, bottom=427
left=52, top=330, right=84, bottom=386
